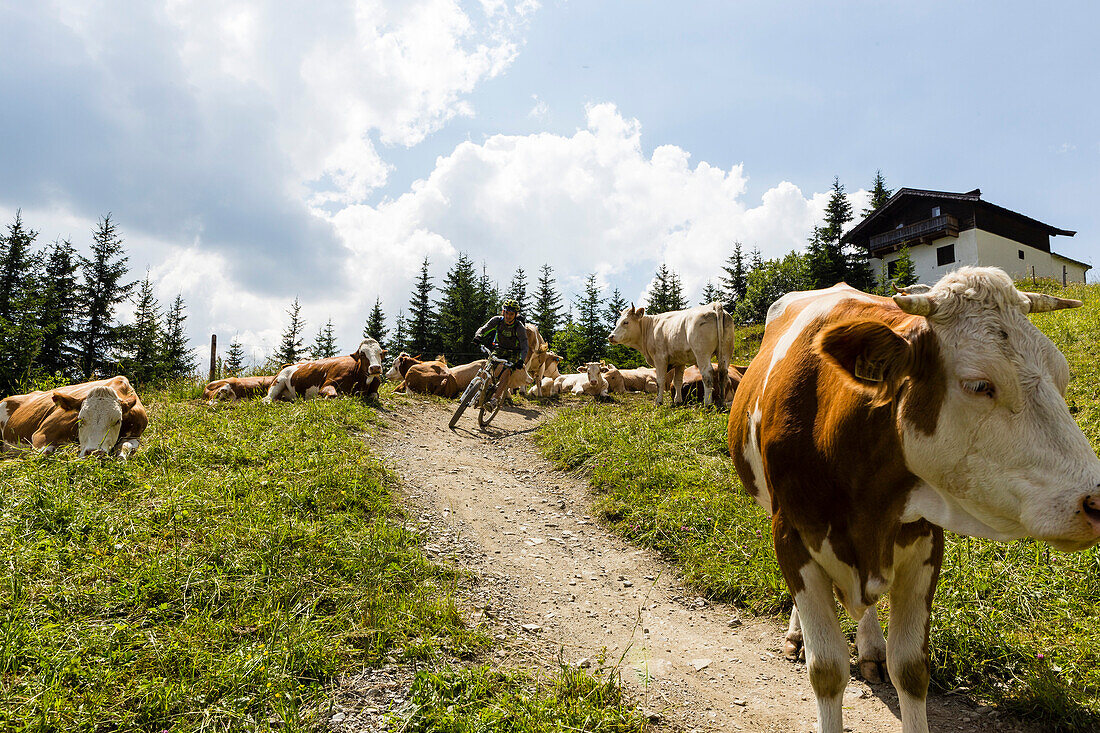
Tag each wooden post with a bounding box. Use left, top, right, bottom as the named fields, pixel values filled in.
left=1063, top=265, right=1068, bottom=288
left=209, top=334, right=217, bottom=381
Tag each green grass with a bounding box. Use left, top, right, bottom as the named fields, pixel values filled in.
left=0, top=395, right=643, bottom=732
left=536, top=281, right=1100, bottom=732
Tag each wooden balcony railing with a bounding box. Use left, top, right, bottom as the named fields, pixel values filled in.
left=869, top=215, right=959, bottom=252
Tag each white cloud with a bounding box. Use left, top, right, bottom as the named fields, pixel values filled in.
left=528, top=94, right=549, bottom=119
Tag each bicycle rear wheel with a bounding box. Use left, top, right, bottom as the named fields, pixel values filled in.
left=449, top=377, right=483, bottom=429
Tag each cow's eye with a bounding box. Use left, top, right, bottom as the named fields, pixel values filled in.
left=961, top=379, right=996, bottom=398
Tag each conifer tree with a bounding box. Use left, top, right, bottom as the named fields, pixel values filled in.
left=435, top=253, right=483, bottom=355
left=603, top=287, right=643, bottom=368
left=389, top=310, right=408, bottom=354
left=505, top=267, right=529, bottom=315
left=275, top=297, right=307, bottom=364
left=558, top=273, right=605, bottom=365
left=311, top=319, right=338, bottom=358
left=36, top=238, right=80, bottom=378
left=890, top=245, right=918, bottom=288
left=603, top=288, right=628, bottom=331
left=0, top=210, right=36, bottom=321
left=476, top=262, right=500, bottom=325
left=225, top=337, right=246, bottom=375
left=532, top=264, right=563, bottom=342
left=76, top=214, right=134, bottom=378
left=700, top=281, right=723, bottom=305
left=118, top=272, right=162, bottom=384
left=719, top=241, right=747, bottom=311
left=646, top=264, right=686, bottom=314
left=862, top=170, right=893, bottom=217
left=161, top=294, right=196, bottom=377
left=0, top=211, right=44, bottom=388
left=364, top=297, right=387, bottom=345
left=407, top=257, right=435, bottom=355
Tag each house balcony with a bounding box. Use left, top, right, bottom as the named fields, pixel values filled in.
left=868, top=215, right=959, bottom=254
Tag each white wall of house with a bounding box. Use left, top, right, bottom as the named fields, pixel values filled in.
left=874, top=228, right=1089, bottom=286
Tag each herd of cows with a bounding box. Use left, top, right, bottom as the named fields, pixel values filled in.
left=1, top=266, right=1099, bottom=733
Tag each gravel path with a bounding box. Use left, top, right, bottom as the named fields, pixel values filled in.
left=332, top=395, right=1038, bottom=733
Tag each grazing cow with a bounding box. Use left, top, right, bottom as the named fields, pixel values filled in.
left=609, top=302, right=734, bottom=406
left=265, top=338, right=385, bottom=402
left=202, top=376, right=276, bottom=405
left=617, top=367, right=659, bottom=394
left=668, top=364, right=747, bottom=404
left=1, top=376, right=148, bottom=458
left=555, top=362, right=610, bottom=397
left=727, top=267, right=1100, bottom=733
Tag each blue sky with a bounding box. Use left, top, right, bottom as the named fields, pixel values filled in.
left=2, top=0, right=1096, bottom=359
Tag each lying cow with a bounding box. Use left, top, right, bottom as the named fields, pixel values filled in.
left=264, top=338, right=385, bottom=402
left=202, top=376, right=276, bottom=405
left=609, top=301, right=735, bottom=407
left=728, top=267, right=1100, bottom=733
left=1, top=376, right=148, bottom=458
left=448, top=358, right=532, bottom=396
left=528, top=376, right=561, bottom=397
left=555, top=362, right=611, bottom=397
left=667, top=364, right=747, bottom=404
left=617, top=367, right=659, bottom=393
left=387, top=354, right=459, bottom=397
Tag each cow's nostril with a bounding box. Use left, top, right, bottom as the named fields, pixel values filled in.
left=1084, top=496, right=1100, bottom=522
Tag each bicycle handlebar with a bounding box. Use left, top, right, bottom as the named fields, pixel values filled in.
left=479, top=345, right=512, bottom=366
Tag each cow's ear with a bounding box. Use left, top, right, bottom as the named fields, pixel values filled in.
left=814, top=319, right=913, bottom=404
left=634, top=306, right=645, bottom=318
left=380, top=349, right=388, bottom=358
left=119, top=393, right=138, bottom=414
left=52, top=392, right=83, bottom=412
left=577, top=366, right=585, bottom=372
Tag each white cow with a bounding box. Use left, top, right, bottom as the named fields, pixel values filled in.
left=609, top=301, right=734, bottom=407
left=555, top=362, right=609, bottom=397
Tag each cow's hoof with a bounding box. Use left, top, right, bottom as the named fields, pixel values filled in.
left=858, top=657, right=888, bottom=684
left=783, top=635, right=803, bottom=659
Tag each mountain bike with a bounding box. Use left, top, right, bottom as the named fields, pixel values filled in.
left=449, top=346, right=515, bottom=429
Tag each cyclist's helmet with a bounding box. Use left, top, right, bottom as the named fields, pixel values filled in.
left=502, top=298, right=520, bottom=313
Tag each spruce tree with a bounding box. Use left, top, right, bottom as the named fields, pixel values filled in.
left=407, top=257, right=435, bottom=355
left=37, top=238, right=80, bottom=378
left=532, top=264, right=563, bottom=343
left=647, top=264, right=686, bottom=314
left=719, top=241, right=747, bottom=312
left=435, top=253, right=482, bottom=356
left=573, top=273, right=606, bottom=364
left=604, top=288, right=628, bottom=331
left=312, top=319, right=338, bottom=358
left=890, top=245, right=918, bottom=288
left=862, top=170, right=893, bottom=217
left=603, top=287, right=643, bottom=368
left=389, top=310, right=408, bottom=354
left=476, top=262, right=500, bottom=326
left=76, top=214, right=134, bottom=378
left=365, top=297, right=387, bottom=345
left=700, top=281, right=723, bottom=305
left=275, top=297, right=307, bottom=364
left=118, top=272, right=162, bottom=384
left=0, top=211, right=44, bottom=388
left=225, top=337, right=246, bottom=375
left=0, top=210, right=36, bottom=321
left=505, top=267, right=529, bottom=315
left=161, top=294, right=196, bottom=377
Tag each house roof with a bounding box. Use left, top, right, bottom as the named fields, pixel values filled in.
left=842, top=187, right=1077, bottom=245
left=1051, top=251, right=1093, bottom=271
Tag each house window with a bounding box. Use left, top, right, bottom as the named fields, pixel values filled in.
left=936, top=244, right=955, bottom=267
left=932, top=206, right=941, bottom=217
left=1018, top=249, right=1025, bottom=259
left=887, top=260, right=898, bottom=278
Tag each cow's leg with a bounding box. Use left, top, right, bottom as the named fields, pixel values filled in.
left=653, top=357, right=668, bottom=405
left=671, top=366, right=685, bottom=405
left=696, top=353, right=716, bottom=407
left=856, top=604, right=888, bottom=683
left=319, top=383, right=339, bottom=398
left=886, top=526, right=943, bottom=733
left=784, top=605, right=803, bottom=658
left=115, top=437, right=141, bottom=460
left=774, top=515, right=847, bottom=733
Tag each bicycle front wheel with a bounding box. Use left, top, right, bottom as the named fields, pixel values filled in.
left=449, top=376, right=484, bottom=429
left=478, top=385, right=505, bottom=428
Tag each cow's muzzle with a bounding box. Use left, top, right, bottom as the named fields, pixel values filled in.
left=1082, top=493, right=1100, bottom=533
left=369, top=365, right=383, bottom=376
left=608, top=336, right=617, bottom=344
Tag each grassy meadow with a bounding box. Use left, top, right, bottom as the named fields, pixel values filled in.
left=536, top=281, right=1100, bottom=732
left=0, top=392, right=644, bottom=732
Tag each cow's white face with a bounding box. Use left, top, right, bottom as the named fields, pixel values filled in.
left=609, top=306, right=644, bottom=346
left=356, top=338, right=385, bottom=377
left=831, top=268, right=1100, bottom=550
left=72, top=387, right=125, bottom=457
left=584, top=362, right=603, bottom=385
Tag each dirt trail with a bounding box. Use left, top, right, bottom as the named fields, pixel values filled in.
left=362, top=396, right=1036, bottom=733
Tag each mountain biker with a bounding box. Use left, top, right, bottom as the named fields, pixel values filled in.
left=473, top=298, right=529, bottom=400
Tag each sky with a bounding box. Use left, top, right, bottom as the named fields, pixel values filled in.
left=2, top=0, right=1097, bottom=362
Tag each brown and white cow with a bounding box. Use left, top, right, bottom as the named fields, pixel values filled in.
left=264, top=338, right=385, bottom=402
left=387, top=354, right=459, bottom=397
left=727, top=267, right=1100, bottom=733
left=202, top=376, right=276, bottom=405
left=1, top=376, right=148, bottom=458
left=609, top=301, right=734, bottom=406
left=668, top=364, right=746, bottom=404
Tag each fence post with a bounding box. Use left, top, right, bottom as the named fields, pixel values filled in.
left=209, top=334, right=217, bottom=381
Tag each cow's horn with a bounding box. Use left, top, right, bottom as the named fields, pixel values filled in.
left=893, top=293, right=938, bottom=317
left=1021, top=291, right=1083, bottom=313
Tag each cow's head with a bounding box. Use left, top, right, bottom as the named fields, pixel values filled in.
left=506, top=366, right=533, bottom=389
left=54, top=386, right=135, bottom=457
left=609, top=304, right=645, bottom=346
left=817, top=266, right=1100, bottom=550
left=543, top=351, right=562, bottom=379
left=584, top=362, right=604, bottom=386
left=211, top=383, right=235, bottom=403
left=353, top=338, right=385, bottom=378
left=386, top=353, right=422, bottom=381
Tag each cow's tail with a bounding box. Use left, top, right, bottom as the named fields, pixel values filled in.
left=714, top=301, right=731, bottom=404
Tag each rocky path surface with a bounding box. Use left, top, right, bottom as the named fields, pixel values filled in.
left=336, top=396, right=1037, bottom=733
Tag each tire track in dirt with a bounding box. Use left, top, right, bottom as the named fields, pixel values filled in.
left=366, top=396, right=1037, bottom=733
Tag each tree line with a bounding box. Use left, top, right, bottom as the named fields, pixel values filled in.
left=271, top=170, right=907, bottom=370
left=0, top=211, right=196, bottom=393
